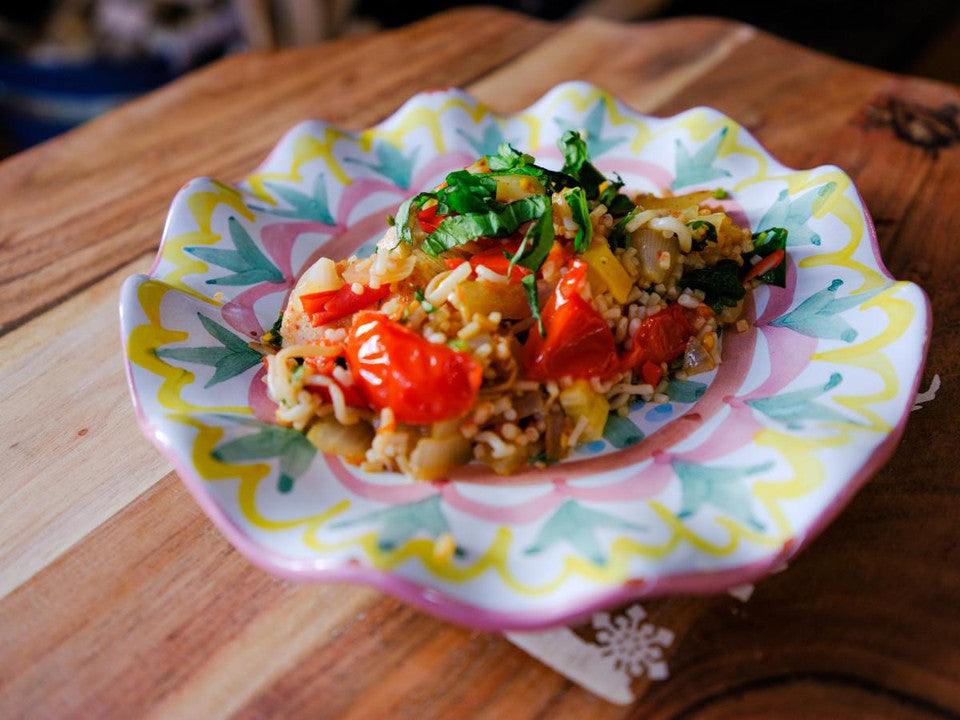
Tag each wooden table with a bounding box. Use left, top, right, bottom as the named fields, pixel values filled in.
left=2, top=8, right=957, bottom=718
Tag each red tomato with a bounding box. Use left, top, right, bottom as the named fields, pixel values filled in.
left=345, top=312, right=483, bottom=424
left=417, top=204, right=448, bottom=234
left=622, top=304, right=694, bottom=369
left=641, top=360, right=663, bottom=387
left=521, top=260, right=618, bottom=380
left=468, top=247, right=531, bottom=282
left=304, top=355, right=367, bottom=407
left=301, top=284, right=391, bottom=327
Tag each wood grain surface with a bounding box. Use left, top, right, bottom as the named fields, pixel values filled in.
left=1, top=8, right=958, bottom=719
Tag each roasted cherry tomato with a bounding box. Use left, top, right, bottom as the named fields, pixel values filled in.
left=622, top=304, right=694, bottom=369
left=521, top=260, right=619, bottom=380
left=304, top=355, right=367, bottom=407
left=345, top=312, right=483, bottom=424
left=301, top=284, right=391, bottom=327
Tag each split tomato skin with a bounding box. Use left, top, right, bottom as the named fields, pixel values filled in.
left=520, top=260, right=619, bottom=381
left=345, top=312, right=483, bottom=425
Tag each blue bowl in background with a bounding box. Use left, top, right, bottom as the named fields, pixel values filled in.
left=0, top=54, right=173, bottom=148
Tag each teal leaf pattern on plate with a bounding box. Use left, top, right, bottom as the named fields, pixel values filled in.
left=186, top=216, right=284, bottom=286
left=671, top=127, right=732, bottom=190
left=156, top=313, right=263, bottom=388
left=455, top=123, right=508, bottom=156
left=331, top=496, right=453, bottom=552
left=525, top=499, right=644, bottom=565
left=667, top=379, right=708, bottom=403
left=747, top=373, right=859, bottom=429
left=673, top=459, right=772, bottom=529
left=250, top=175, right=335, bottom=224
left=212, top=417, right=317, bottom=493
left=603, top=414, right=644, bottom=449
left=756, top=182, right=837, bottom=247
left=345, top=141, right=420, bottom=189
left=771, top=278, right=882, bottom=342
left=554, top=99, right=626, bottom=157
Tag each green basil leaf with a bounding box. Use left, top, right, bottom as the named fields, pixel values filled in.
left=413, top=288, right=437, bottom=313
left=598, top=178, right=635, bottom=218
left=558, top=130, right=605, bottom=198
left=263, top=313, right=284, bottom=350
left=608, top=207, right=639, bottom=249
left=422, top=195, right=551, bottom=256
left=395, top=192, right=435, bottom=244
left=522, top=273, right=545, bottom=337
left=687, top=220, right=718, bottom=250
left=747, top=226, right=789, bottom=287
left=565, top=187, right=593, bottom=253
left=509, top=207, right=555, bottom=275
left=487, top=143, right=535, bottom=172
left=436, top=170, right=500, bottom=215
left=679, top=260, right=746, bottom=314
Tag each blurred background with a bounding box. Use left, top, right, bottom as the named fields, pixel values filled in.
left=1, top=0, right=957, bottom=157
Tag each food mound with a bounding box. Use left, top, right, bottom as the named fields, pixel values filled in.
left=262, top=133, right=787, bottom=480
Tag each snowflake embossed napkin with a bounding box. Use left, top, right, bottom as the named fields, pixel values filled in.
left=505, top=586, right=754, bottom=704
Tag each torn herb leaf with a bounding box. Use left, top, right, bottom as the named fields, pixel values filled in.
left=565, top=187, right=593, bottom=253
left=421, top=195, right=550, bottom=256
left=558, top=130, right=606, bottom=198
left=522, top=274, right=545, bottom=337
left=509, top=207, right=555, bottom=275
left=597, top=175, right=634, bottom=218
left=687, top=220, right=718, bottom=250
left=395, top=192, right=435, bottom=244
left=413, top=288, right=437, bottom=313
left=679, top=260, right=746, bottom=314
left=747, top=226, right=789, bottom=287
left=435, top=170, right=500, bottom=215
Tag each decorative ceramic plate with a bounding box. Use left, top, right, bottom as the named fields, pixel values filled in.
left=120, top=81, right=930, bottom=630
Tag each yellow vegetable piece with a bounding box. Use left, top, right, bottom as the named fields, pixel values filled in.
left=559, top=379, right=610, bottom=443
left=494, top=174, right=546, bottom=202
left=581, top=236, right=634, bottom=304
left=456, top=280, right=531, bottom=319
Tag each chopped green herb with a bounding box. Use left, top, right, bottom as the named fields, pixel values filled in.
left=687, top=220, right=718, bottom=250
left=395, top=192, right=436, bottom=244
left=508, top=207, right=555, bottom=275
left=413, top=288, right=437, bottom=313
left=747, top=226, right=789, bottom=287
left=422, top=195, right=550, bottom=256
left=486, top=142, right=574, bottom=194
left=447, top=338, right=469, bottom=352
left=385, top=214, right=396, bottom=226
left=565, top=187, right=593, bottom=253
left=263, top=313, right=284, bottom=350
left=528, top=450, right=560, bottom=466
left=597, top=174, right=634, bottom=217
left=608, top=207, right=639, bottom=249
left=522, top=274, right=545, bottom=337
left=290, top=364, right=305, bottom=385
left=712, top=188, right=729, bottom=199
left=434, top=170, right=500, bottom=215
left=559, top=131, right=606, bottom=198
left=678, top=260, right=746, bottom=314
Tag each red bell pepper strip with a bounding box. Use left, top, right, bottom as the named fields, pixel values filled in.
left=301, top=284, right=391, bottom=327
left=743, top=249, right=785, bottom=283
